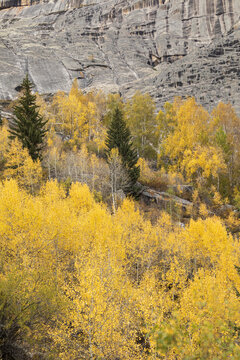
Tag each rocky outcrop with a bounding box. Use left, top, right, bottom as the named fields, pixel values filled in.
left=0, top=0, right=239, bottom=112
left=141, top=187, right=193, bottom=218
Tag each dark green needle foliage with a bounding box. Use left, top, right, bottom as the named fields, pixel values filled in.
left=105, top=105, right=140, bottom=197
left=9, top=74, right=47, bottom=161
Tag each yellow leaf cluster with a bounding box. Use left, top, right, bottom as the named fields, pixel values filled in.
left=4, top=137, right=42, bottom=193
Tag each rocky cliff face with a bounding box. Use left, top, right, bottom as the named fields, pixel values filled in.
left=0, top=0, right=239, bottom=112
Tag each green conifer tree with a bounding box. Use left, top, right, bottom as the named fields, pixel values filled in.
left=0, top=111, right=2, bottom=127
left=105, top=105, right=140, bottom=197
left=9, top=75, right=47, bottom=161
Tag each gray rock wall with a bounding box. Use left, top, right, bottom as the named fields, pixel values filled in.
left=0, top=0, right=51, bottom=9
left=0, top=0, right=239, bottom=112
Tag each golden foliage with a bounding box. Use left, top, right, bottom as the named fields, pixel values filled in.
left=0, top=180, right=239, bottom=358
left=45, top=81, right=107, bottom=151
left=4, top=137, right=42, bottom=193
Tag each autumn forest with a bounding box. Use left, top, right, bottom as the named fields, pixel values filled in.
left=0, top=78, right=240, bottom=359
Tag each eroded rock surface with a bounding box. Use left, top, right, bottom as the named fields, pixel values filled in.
left=0, top=0, right=239, bottom=112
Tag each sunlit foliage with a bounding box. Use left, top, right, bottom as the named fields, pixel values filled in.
left=44, top=80, right=107, bottom=152
left=0, top=180, right=239, bottom=359
left=157, top=97, right=240, bottom=201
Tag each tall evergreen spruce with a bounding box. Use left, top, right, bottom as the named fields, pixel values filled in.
left=9, top=75, right=47, bottom=161
left=105, top=105, right=140, bottom=197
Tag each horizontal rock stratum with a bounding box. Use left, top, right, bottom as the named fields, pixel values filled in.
left=0, top=0, right=240, bottom=112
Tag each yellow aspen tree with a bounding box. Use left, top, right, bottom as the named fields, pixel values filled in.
left=4, top=138, right=42, bottom=193
left=162, top=97, right=210, bottom=170
left=125, top=91, right=157, bottom=159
